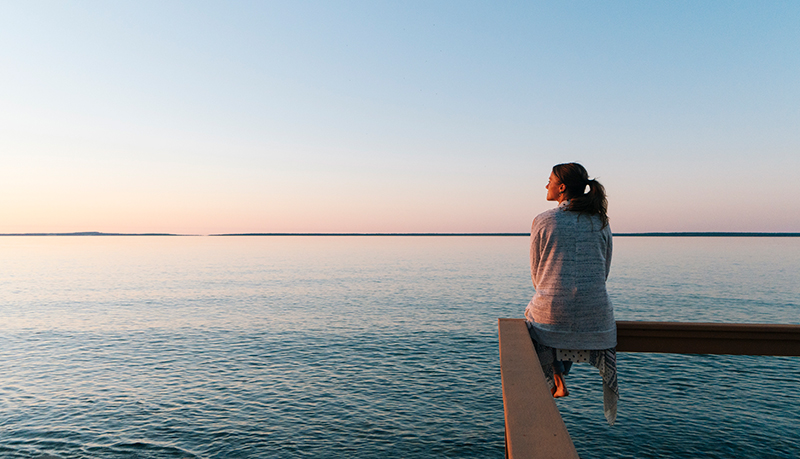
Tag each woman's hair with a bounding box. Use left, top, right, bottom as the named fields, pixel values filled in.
left=552, top=162, right=609, bottom=228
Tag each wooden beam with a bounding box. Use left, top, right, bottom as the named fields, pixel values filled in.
left=616, top=321, right=800, bottom=356
left=498, top=318, right=579, bottom=459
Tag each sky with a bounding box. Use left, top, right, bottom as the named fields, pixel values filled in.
left=1, top=1, right=798, bottom=234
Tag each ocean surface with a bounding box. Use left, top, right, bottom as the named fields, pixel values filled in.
left=0, top=236, right=798, bottom=458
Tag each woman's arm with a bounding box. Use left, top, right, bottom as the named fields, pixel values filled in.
left=604, top=227, right=613, bottom=280
left=530, top=219, right=540, bottom=289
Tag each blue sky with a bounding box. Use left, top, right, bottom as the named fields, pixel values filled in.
left=1, top=1, right=798, bottom=233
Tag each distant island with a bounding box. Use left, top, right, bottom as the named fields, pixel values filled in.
left=0, top=232, right=183, bottom=236
left=2, top=232, right=799, bottom=237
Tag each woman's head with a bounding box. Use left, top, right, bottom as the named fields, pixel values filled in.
left=552, top=163, right=590, bottom=199
left=549, top=162, right=609, bottom=228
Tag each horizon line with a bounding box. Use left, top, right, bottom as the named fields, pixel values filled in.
left=2, top=231, right=800, bottom=237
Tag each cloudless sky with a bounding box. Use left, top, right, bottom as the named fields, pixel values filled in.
left=1, top=1, right=798, bottom=234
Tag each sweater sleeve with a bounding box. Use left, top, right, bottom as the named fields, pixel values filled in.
left=604, top=226, right=613, bottom=280
left=530, top=218, right=540, bottom=289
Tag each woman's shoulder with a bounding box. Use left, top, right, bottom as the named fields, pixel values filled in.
left=534, top=208, right=610, bottom=233
left=533, top=207, right=561, bottom=222
left=532, top=207, right=563, bottom=230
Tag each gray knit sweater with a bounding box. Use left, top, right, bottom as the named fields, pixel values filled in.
left=524, top=201, right=616, bottom=349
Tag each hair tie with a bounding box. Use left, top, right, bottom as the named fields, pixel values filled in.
left=583, top=178, right=593, bottom=194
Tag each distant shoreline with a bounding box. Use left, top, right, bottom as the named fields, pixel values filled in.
left=613, top=232, right=800, bottom=237
left=215, top=232, right=800, bottom=237
left=3, top=232, right=799, bottom=237
left=0, top=232, right=183, bottom=236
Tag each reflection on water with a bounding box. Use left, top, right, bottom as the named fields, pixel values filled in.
left=0, top=236, right=798, bottom=458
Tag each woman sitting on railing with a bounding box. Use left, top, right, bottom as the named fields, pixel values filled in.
left=525, top=162, right=618, bottom=425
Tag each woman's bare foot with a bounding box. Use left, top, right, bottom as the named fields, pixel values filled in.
left=553, top=373, right=570, bottom=398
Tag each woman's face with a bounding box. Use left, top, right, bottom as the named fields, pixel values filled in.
left=546, top=171, right=565, bottom=202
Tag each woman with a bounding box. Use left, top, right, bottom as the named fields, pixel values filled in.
left=525, top=162, right=618, bottom=424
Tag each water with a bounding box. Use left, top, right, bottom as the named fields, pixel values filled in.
left=0, top=236, right=798, bottom=458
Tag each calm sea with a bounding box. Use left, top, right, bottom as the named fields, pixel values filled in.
left=1, top=236, right=798, bottom=458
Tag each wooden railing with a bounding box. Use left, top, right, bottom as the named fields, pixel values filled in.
left=616, top=321, right=800, bottom=356
left=498, top=319, right=579, bottom=459
left=498, top=319, right=800, bottom=459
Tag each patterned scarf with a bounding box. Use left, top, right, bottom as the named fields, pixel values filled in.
left=528, top=324, right=618, bottom=425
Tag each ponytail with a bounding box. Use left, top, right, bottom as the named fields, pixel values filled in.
left=552, top=163, right=609, bottom=228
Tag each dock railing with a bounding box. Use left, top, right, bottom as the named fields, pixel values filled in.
left=498, top=319, right=800, bottom=459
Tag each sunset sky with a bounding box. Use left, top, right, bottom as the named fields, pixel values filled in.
left=1, top=1, right=798, bottom=234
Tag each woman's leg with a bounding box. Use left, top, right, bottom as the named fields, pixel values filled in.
left=552, top=360, right=570, bottom=398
